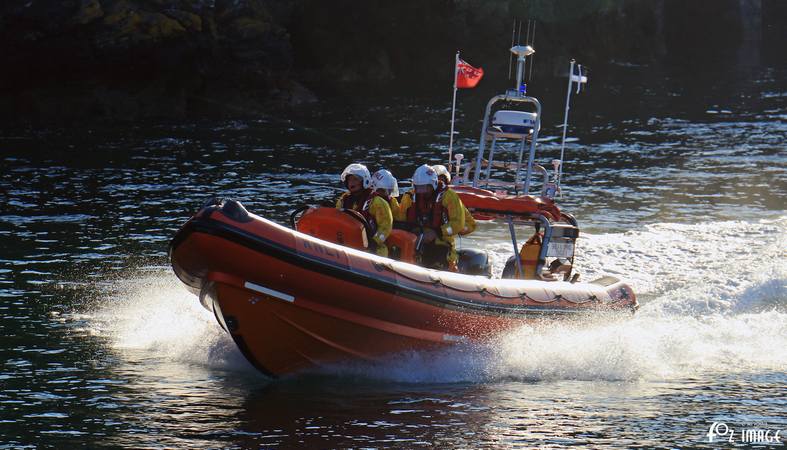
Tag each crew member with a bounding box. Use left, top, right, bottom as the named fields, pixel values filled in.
left=432, top=164, right=476, bottom=236
left=364, top=169, right=398, bottom=257
left=397, top=164, right=465, bottom=271
left=336, top=163, right=372, bottom=212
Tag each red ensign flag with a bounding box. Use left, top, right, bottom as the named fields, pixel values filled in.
left=456, top=59, right=484, bottom=88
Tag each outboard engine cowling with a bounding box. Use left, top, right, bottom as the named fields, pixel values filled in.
left=458, top=249, right=492, bottom=277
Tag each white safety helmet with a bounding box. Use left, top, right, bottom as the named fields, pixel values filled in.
left=432, top=164, right=451, bottom=183
left=371, top=169, right=399, bottom=198
left=340, top=163, right=371, bottom=189
left=412, top=164, right=438, bottom=190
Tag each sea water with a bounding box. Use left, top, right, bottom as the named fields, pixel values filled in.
left=1, top=66, right=785, bottom=447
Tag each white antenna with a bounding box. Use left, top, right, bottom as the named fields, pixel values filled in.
left=523, top=19, right=531, bottom=78
left=517, top=20, right=523, bottom=46
left=557, top=60, right=588, bottom=193
left=528, top=20, right=536, bottom=81
left=508, top=21, right=516, bottom=80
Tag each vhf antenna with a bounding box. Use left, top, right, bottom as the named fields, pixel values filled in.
left=523, top=19, right=531, bottom=81
left=508, top=21, right=516, bottom=80
left=528, top=20, right=536, bottom=81
left=509, top=19, right=535, bottom=82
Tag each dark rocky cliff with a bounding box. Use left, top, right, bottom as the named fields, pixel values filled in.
left=0, top=0, right=783, bottom=124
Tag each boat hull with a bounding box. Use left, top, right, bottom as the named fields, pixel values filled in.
left=170, top=202, right=637, bottom=377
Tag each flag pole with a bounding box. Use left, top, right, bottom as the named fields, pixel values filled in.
left=448, top=51, right=459, bottom=172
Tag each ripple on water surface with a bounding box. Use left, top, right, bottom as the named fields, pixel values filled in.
left=1, top=78, right=786, bottom=447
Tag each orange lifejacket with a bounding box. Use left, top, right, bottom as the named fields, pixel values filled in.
left=339, top=188, right=372, bottom=212
left=405, top=185, right=447, bottom=230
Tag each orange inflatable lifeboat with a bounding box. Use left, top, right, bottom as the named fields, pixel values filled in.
left=170, top=199, right=637, bottom=377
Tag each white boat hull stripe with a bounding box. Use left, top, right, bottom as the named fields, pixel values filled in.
left=244, top=281, right=295, bottom=303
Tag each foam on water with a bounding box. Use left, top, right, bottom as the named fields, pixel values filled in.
left=82, top=217, right=786, bottom=383
left=578, top=217, right=786, bottom=315
left=82, top=271, right=254, bottom=372
left=322, top=310, right=787, bottom=383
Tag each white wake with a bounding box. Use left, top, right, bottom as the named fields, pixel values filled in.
left=76, top=217, right=786, bottom=382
